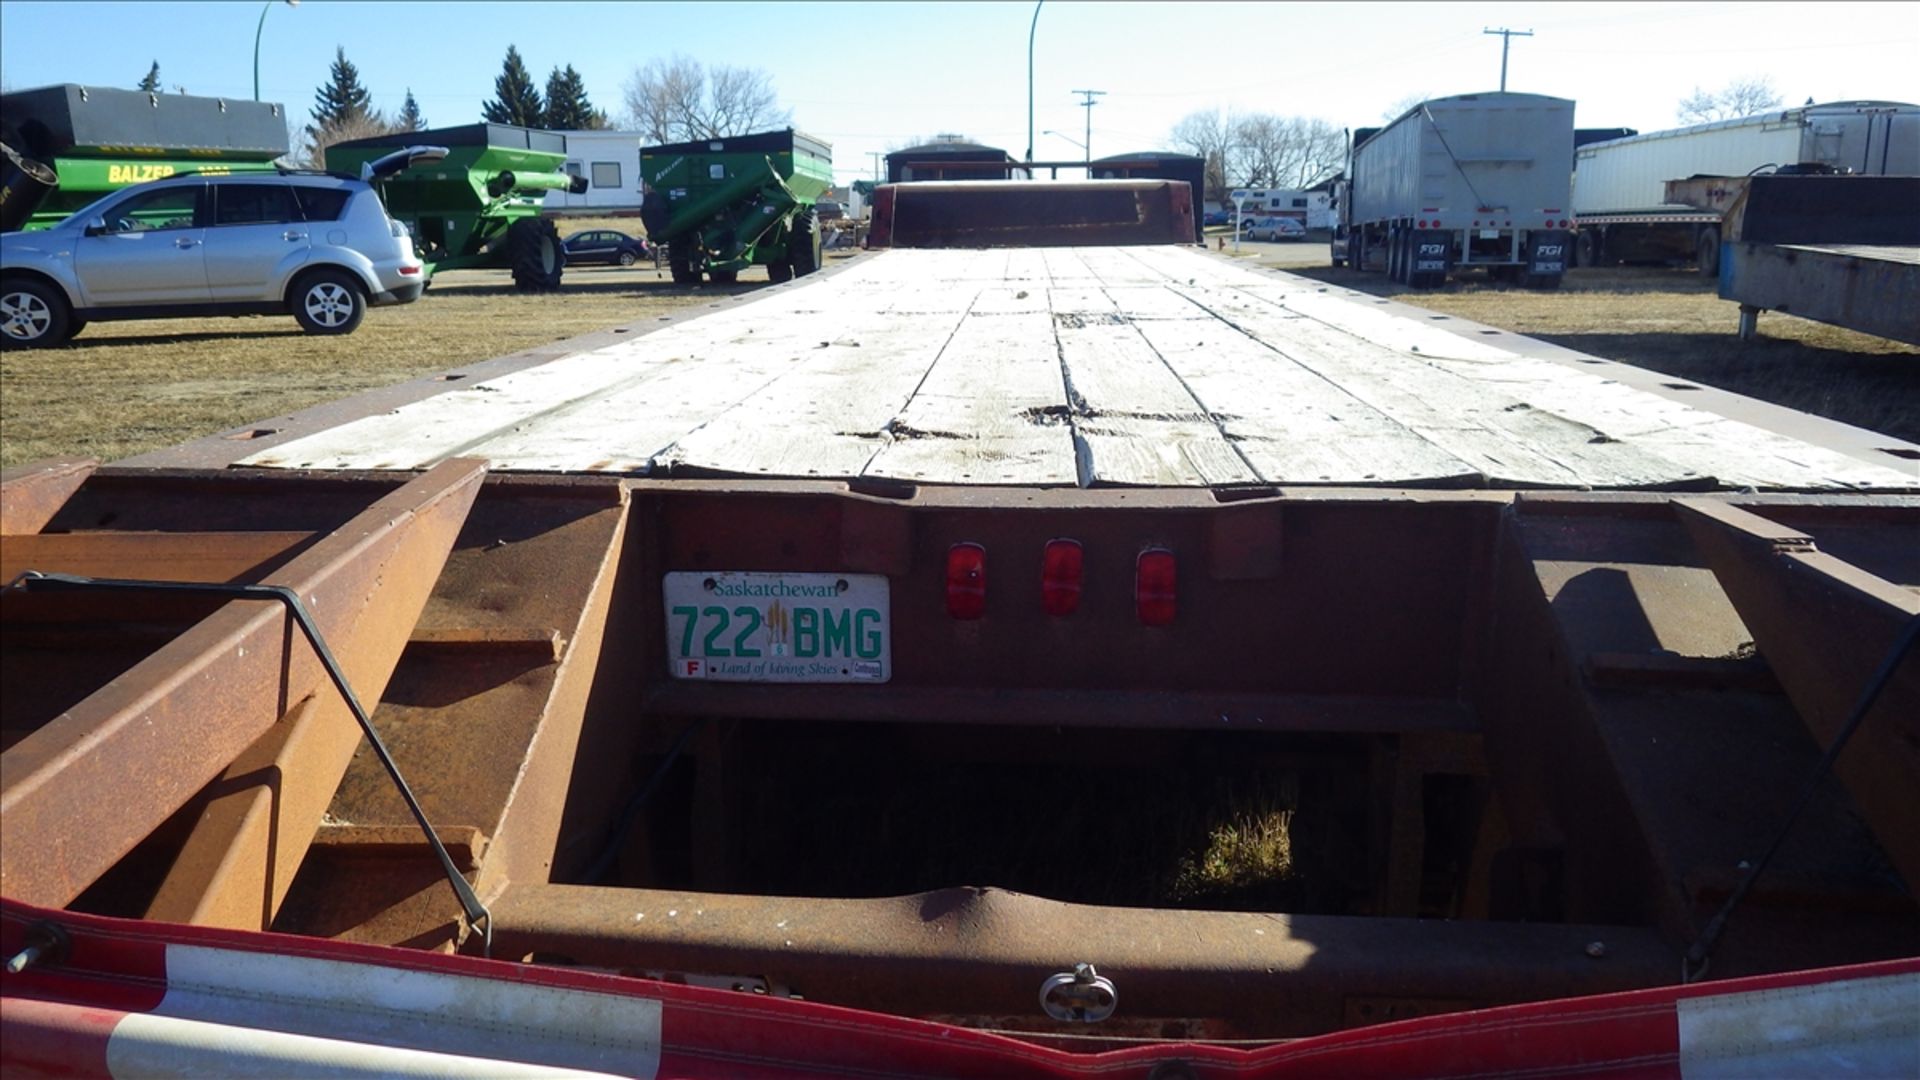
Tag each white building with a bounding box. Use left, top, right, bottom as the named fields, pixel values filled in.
left=544, top=130, right=645, bottom=213
left=1228, top=186, right=1338, bottom=230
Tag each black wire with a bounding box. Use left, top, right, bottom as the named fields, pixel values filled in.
left=13, top=571, right=494, bottom=955
left=1683, top=612, right=1920, bottom=983
left=584, top=717, right=706, bottom=886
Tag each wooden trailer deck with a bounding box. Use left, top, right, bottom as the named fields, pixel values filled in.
left=241, top=246, right=1917, bottom=491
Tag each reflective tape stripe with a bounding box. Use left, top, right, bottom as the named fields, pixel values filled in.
left=1678, top=970, right=1920, bottom=1078
left=140, top=944, right=660, bottom=1079
left=107, top=1010, right=626, bottom=1079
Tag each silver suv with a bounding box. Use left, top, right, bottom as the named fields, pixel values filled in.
left=1, top=149, right=441, bottom=347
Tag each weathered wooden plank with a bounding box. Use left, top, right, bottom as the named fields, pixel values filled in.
left=862, top=309, right=1076, bottom=485
left=662, top=309, right=966, bottom=479
left=1172, top=285, right=1702, bottom=488
left=0, top=531, right=312, bottom=586
left=1126, top=314, right=1483, bottom=486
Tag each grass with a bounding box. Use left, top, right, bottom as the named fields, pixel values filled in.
left=0, top=266, right=738, bottom=468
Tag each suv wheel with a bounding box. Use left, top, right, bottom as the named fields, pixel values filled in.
left=0, top=278, right=75, bottom=348
left=292, top=270, right=366, bottom=335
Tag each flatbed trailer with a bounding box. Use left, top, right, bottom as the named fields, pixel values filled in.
left=4, top=181, right=1917, bottom=1069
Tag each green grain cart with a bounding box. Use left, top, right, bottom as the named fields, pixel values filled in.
left=639, top=129, right=833, bottom=284
left=328, top=124, right=589, bottom=291
left=1, top=84, right=286, bottom=233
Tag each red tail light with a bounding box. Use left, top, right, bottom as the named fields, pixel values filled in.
left=1041, top=539, right=1083, bottom=617
left=1136, top=549, right=1176, bottom=627
left=398, top=265, right=421, bottom=275
left=1559, top=219, right=1570, bottom=228
left=946, top=543, right=986, bottom=619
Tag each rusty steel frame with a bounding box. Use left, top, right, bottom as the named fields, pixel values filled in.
left=0, top=458, right=96, bottom=537
left=1674, top=497, right=1920, bottom=890
left=0, top=459, right=486, bottom=909
left=3, top=470, right=1917, bottom=1041
left=485, top=883, right=1672, bottom=1038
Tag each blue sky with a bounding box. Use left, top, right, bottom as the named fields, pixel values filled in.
left=4, top=1, right=1917, bottom=184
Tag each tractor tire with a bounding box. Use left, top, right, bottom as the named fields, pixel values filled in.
left=668, top=238, right=697, bottom=284
left=709, top=269, right=739, bottom=285
left=509, top=217, right=565, bottom=291
left=290, top=269, right=366, bottom=335
left=1, top=276, right=75, bottom=348
left=1696, top=226, right=1721, bottom=279
left=767, top=259, right=794, bottom=284
left=788, top=209, right=822, bottom=278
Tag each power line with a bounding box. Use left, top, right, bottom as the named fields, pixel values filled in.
left=1483, top=27, right=1534, bottom=92
left=1071, top=88, right=1105, bottom=166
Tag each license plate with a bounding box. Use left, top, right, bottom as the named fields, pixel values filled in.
left=1478, top=229, right=1500, bottom=240
left=664, top=571, right=890, bottom=683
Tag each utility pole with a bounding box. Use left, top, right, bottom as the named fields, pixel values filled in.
left=1072, top=88, right=1105, bottom=169
left=1482, top=27, right=1532, bottom=92
left=867, top=151, right=883, bottom=184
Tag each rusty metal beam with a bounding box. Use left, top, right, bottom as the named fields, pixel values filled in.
left=1674, top=497, right=1920, bottom=890
left=489, top=883, right=1671, bottom=1038
left=0, top=531, right=314, bottom=586
left=0, top=459, right=486, bottom=908
left=0, top=459, right=96, bottom=536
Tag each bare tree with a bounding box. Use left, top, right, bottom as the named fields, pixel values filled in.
left=1381, top=93, right=1431, bottom=122
left=1230, top=113, right=1345, bottom=190
left=622, top=54, right=789, bottom=143
left=1169, top=109, right=1232, bottom=203
left=1678, top=76, right=1783, bottom=124
left=297, top=111, right=393, bottom=171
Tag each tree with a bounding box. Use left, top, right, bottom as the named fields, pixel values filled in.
left=1169, top=109, right=1344, bottom=197
left=483, top=45, right=544, bottom=127
left=138, top=62, right=161, bottom=93
left=621, top=54, right=788, bottom=143
left=1678, top=76, right=1783, bottom=124
left=299, top=111, right=394, bottom=171
left=311, top=46, right=375, bottom=134
left=1169, top=109, right=1232, bottom=204
left=543, top=65, right=607, bottom=130
left=396, top=89, right=426, bottom=132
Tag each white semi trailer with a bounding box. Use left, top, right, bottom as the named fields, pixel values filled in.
left=1333, top=92, right=1575, bottom=289
left=1571, top=101, right=1919, bottom=275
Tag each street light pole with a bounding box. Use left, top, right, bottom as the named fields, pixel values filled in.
left=1026, top=0, right=1044, bottom=170
left=253, top=0, right=299, bottom=102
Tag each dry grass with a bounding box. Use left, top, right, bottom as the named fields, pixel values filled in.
left=1283, top=263, right=1920, bottom=444
left=0, top=265, right=739, bottom=468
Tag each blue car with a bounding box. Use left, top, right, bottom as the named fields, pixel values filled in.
left=1203, top=209, right=1232, bottom=226
left=561, top=229, right=651, bottom=266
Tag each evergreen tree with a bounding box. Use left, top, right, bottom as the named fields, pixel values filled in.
left=482, top=46, right=544, bottom=127
left=310, top=46, right=374, bottom=131
left=397, top=89, right=427, bottom=132
left=138, top=61, right=161, bottom=92
left=542, top=65, right=606, bottom=130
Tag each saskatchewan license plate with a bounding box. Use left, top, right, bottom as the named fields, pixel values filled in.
left=664, top=571, right=890, bottom=683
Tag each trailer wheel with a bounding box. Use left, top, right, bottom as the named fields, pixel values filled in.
left=709, top=269, right=739, bottom=285
left=290, top=269, right=366, bottom=335
left=788, top=209, right=822, bottom=277
left=508, top=217, right=565, bottom=291
left=1696, top=226, right=1720, bottom=279
left=1577, top=229, right=1602, bottom=269
left=667, top=238, right=697, bottom=285
left=0, top=276, right=75, bottom=348
left=767, top=259, right=794, bottom=284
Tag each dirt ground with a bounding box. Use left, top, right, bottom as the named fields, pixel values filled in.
left=3, top=230, right=1915, bottom=469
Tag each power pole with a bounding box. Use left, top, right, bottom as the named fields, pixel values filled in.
left=867, top=151, right=883, bottom=183
left=1072, top=88, right=1105, bottom=169
left=1482, top=27, right=1532, bottom=92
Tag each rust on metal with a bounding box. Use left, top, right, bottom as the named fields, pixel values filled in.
left=1674, top=496, right=1920, bottom=890
left=0, top=459, right=96, bottom=536
left=0, top=531, right=315, bottom=586
left=486, top=883, right=1673, bottom=1038
left=0, top=459, right=485, bottom=909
